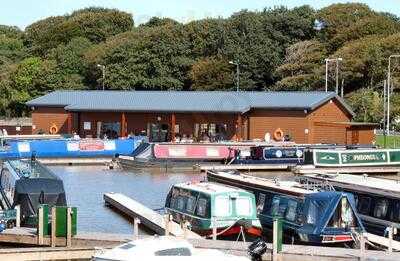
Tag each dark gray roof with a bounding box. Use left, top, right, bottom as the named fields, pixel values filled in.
left=26, top=90, right=354, bottom=115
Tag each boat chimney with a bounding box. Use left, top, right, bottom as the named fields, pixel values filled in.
left=273, top=177, right=280, bottom=186
left=362, top=174, right=368, bottom=181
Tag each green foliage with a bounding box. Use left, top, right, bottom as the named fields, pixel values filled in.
left=141, top=17, right=180, bottom=27
left=275, top=40, right=327, bottom=90
left=1, top=3, right=400, bottom=122
left=190, top=56, right=234, bottom=90
left=25, top=7, right=133, bottom=56
left=346, top=88, right=383, bottom=123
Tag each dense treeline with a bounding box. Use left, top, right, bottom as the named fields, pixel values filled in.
left=1, top=4, right=400, bottom=127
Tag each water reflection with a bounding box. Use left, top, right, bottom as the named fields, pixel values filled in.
left=49, top=166, right=205, bottom=235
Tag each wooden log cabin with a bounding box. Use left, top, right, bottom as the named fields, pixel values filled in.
left=26, top=90, right=377, bottom=145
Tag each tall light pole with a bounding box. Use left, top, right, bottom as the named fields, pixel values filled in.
left=387, top=54, right=400, bottom=134
left=97, top=64, right=106, bottom=91
left=325, top=58, right=343, bottom=93
left=229, top=60, right=240, bottom=92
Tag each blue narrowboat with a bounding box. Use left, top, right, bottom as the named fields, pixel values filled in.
left=207, top=170, right=365, bottom=245
left=0, top=137, right=146, bottom=159
left=303, top=173, right=400, bottom=240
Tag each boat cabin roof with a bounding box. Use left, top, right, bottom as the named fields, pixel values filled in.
left=3, top=159, right=60, bottom=180
left=303, top=173, right=400, bottom=197
left=209, top=171, right=324, bottom=196
left=173, top=182, right=250, bottom=196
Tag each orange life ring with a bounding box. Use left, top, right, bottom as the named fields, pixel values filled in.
left=49, top=124, right=58, bottom=134
left=273, top=128, right=284, bottom=141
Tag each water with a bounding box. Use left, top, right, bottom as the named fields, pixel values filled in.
left=49, top=165, right=205, bottom=235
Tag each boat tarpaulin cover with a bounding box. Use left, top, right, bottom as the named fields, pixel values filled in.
left=13, top=178, right=66, bottom=222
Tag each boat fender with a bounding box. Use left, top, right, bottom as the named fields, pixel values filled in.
left=273, top=128, right=284, bottom=141
left=236, top=218, right=252, bottom=229
left=49, top=124, right=58, bottom=134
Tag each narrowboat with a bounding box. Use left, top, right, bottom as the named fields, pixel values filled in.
left=165, top=182, right=262, bottom=240
left=207, top=170, right=365, bottom=245
left=303, top=148, right=400, bottom=167
left=231, top=146, right=305, bottom=165
left=0, top=159, right=67, bottom=226
left=303, top=173, right=400, bottom=240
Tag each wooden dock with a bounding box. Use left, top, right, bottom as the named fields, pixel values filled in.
left=1, top=228, right=400, bottom=260
left=0, top=246, right=102, bottom=261
left=103, top=192, right=201, bottom=239
left=197, top=163, right=292, bottom=172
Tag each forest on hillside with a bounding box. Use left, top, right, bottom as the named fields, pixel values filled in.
left=1, top=3, right=400, bottom=127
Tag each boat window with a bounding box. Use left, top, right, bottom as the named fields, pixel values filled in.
left=285, top=200, right=298, bottom=222
left=270, top=197, right=280, bottom=216
left=373, top=199, right=389, bottom=219
left=357, top=196, right=371, bottom=215
left=236, top=197, right=252, bottom=216
left=154, top=248, right=192, bottom=256
left=196, top=198, right=208, bottom=217
left=390, top=201, right=400, bottom=222
left=306, top=199, right=328, bottom=225
left=270, top=196, right=288, bottom=217
left=177, top=196, right=186, bottom=211
left=186, top=196, right=196, bottom=214
left=215, top=196, right=231, bottom=217
left=257, top=193, right=266, bottom=214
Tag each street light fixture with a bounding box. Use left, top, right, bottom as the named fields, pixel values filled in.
left=325, top=58, right=343, bottom=93
left=97, top=64, right=106, bottom=91
left=386, top=54, right=400, bottom=134
left=229, top=60, right=240, bottom=92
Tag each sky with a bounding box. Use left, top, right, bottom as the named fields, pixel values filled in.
left=1, top=0, right=400, bottom=29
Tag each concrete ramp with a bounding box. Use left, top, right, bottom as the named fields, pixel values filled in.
left=103, top=193, right=201, bottom=239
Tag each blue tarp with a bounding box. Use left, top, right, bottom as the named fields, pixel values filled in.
left=0, top=136, right=146, bottom=159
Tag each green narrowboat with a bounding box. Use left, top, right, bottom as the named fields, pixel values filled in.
left=165, top=182, right=261, bottom=239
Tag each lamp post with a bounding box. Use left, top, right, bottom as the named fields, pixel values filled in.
left=325, top=58, right=343, bottom=93
left=97, top=64, right=106, bottom=91
left=229, top=60, right=240, bottom=92
left=387, top=55, right=400, bottom=134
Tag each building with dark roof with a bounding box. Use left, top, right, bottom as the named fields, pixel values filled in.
left=26, top=90, right=376, bottom=144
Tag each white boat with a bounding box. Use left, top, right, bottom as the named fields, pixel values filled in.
left=93, top=236, right=250, bottom=260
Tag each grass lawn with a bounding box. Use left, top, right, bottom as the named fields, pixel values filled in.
left=376, top=134, right=400, bottom=148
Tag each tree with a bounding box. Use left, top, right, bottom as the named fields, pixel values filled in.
left=86, top=24, right=193, bottom=90
left=275, top=40, right=327, bottom=90
left=25, top=8, right=134, bottom=56
left=316, top=3, right=375, bottom=48
left=190, top=56, right=234, bottom=90
left=346, top=88, right=383, bottom=123
left=141, top=17, right=180, bottom=28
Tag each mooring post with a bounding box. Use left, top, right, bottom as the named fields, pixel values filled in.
left=388, top=226, right=393, bottom=253
left=51, top=207, right=57, bottom=247
left=212, top=217, right=217, bottom=240
left=133, top=217, right=141, bottom=240
left=38, top=207, right=44, bottom=245
left=164, top=214, right=170, bottom=236
left=15, top=205, right=20, bottom=228
left=66, top=207, right=72, bottom=247
left=360, top=232, right=366, bottom=261
left=273, top=217, right=282, bottom=261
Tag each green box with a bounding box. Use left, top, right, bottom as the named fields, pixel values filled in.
left=37, top=204, right=49, bottom=236
left=54, top=206, right=77, bottom=237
